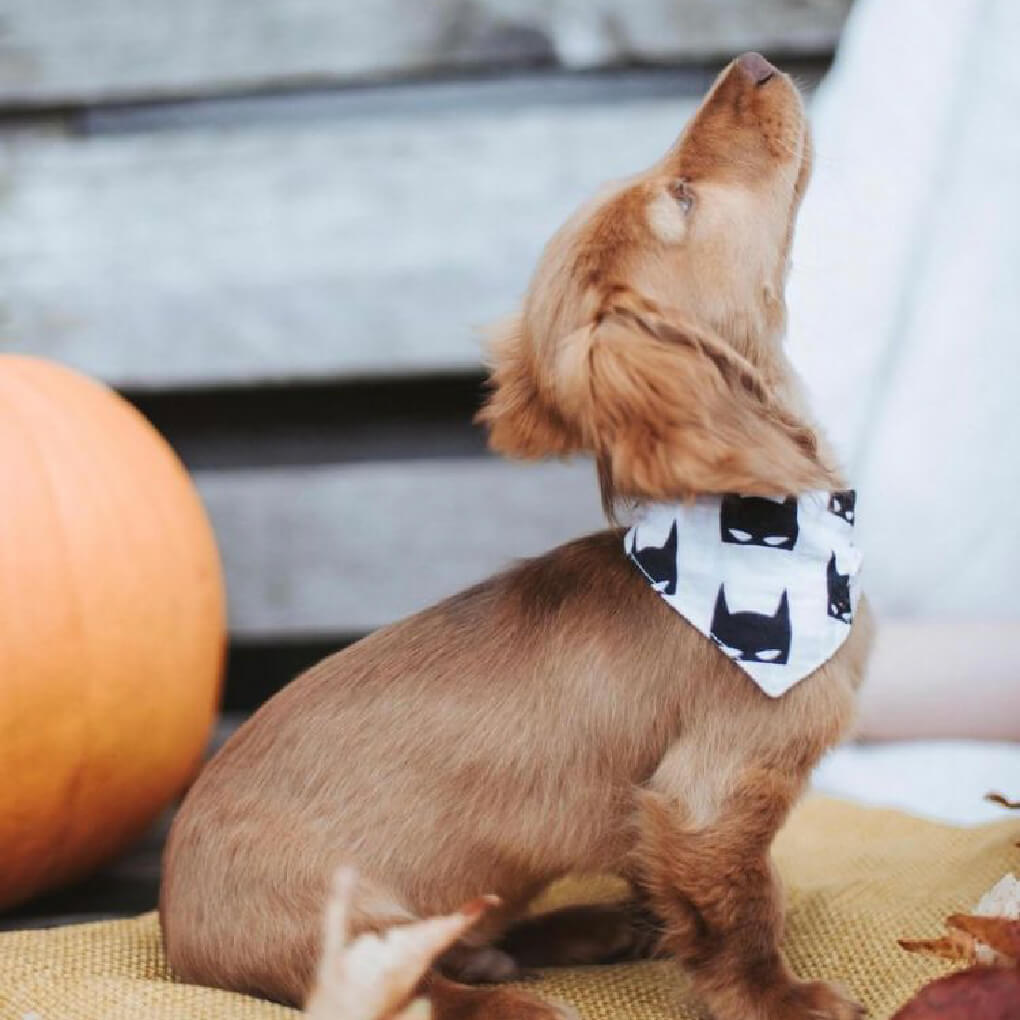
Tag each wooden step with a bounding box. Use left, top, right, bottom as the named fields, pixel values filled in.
left=196, top=457, right=605, bottom=637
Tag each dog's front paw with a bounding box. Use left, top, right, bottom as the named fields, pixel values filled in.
left=780, top=979, right=865, bottom=1020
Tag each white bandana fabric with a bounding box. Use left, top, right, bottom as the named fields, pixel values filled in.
left=625, top=490, right=862, bottom=698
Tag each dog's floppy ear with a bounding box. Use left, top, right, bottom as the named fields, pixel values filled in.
left=475, top=314, right=583, bottom=458
left=479, top=293, right=837, bottom=502
left=560, top=293, right=837, bottom=500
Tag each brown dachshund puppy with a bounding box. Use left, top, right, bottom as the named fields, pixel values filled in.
left=161, top=53, right=872, bottom=1020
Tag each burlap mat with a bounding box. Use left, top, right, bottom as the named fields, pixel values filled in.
left=1, top=796, right=1016, bottom=1020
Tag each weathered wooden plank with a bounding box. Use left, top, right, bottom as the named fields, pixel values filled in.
left=0, top=0, right=848, bottom=107
left=0, top=92, right=700, bottom=388
left=125, top=373, right=489, bottom=470
left=196, top=458, right=606, bottom=637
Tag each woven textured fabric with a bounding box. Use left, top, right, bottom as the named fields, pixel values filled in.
left=1, top=796, right=1016, bottom=1020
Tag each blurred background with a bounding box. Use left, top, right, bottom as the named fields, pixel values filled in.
left=0, top=0, right=852, bottom=705
left=2, top=0, right=1018, bottom=926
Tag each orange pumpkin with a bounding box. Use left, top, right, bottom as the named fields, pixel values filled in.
left=0, top=356, right=225, bottom=910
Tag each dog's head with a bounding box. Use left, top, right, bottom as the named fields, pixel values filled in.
left=478, top=53, right=837, bottom=507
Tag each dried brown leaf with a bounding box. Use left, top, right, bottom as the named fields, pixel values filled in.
left=985, top=792, right=1020, bottom=810
left=898, top=929, right=978, bottom=966
left=947, top=914, right=1020, bottom=965
left=891, top=966, right=1020, bottom=1019
left=305, top=867, right=498, bottom=1020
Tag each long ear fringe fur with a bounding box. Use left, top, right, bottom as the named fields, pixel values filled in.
left=561, top=306, right=838, bottom=502
left=477, top=302, right=839, bottom=508
left=474, top=315, right=581, bottom=460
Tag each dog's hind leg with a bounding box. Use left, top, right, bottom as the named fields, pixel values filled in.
left=438, top=942, right=527, bottom=983
left=497, top=899, right=664, bottom=968
left=307, top=869, right=554, bottom=1017
left=427, top=974, right=578, bottom=1020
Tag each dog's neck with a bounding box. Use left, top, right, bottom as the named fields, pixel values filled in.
left=625, top=490, right=861, bottom=698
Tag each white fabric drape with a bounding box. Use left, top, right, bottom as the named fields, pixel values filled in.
left=787, top=0, right=1020, bottom=616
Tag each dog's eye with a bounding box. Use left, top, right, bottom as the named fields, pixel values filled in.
left=727, top=528, right=752, bottom=542
left=669, top=178, right=694, bottom=213
left=762, top=535, right=788, bottom=546
left=756, top=649, right=783, bottom=661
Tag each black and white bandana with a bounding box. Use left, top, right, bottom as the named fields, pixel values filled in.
left=625, top=490, right=861, bottom=697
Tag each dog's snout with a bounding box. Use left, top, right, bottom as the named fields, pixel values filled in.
left=737, top=52, right=776, bottom=86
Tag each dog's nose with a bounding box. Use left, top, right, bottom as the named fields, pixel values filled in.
left=737, top=51, right=776, bottom=86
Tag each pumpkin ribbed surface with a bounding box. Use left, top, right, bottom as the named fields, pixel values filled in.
left=0, top=355, right=225, bottom=909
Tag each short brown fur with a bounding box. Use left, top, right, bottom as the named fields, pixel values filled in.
left=161, top=54, right=871, bottom=1020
